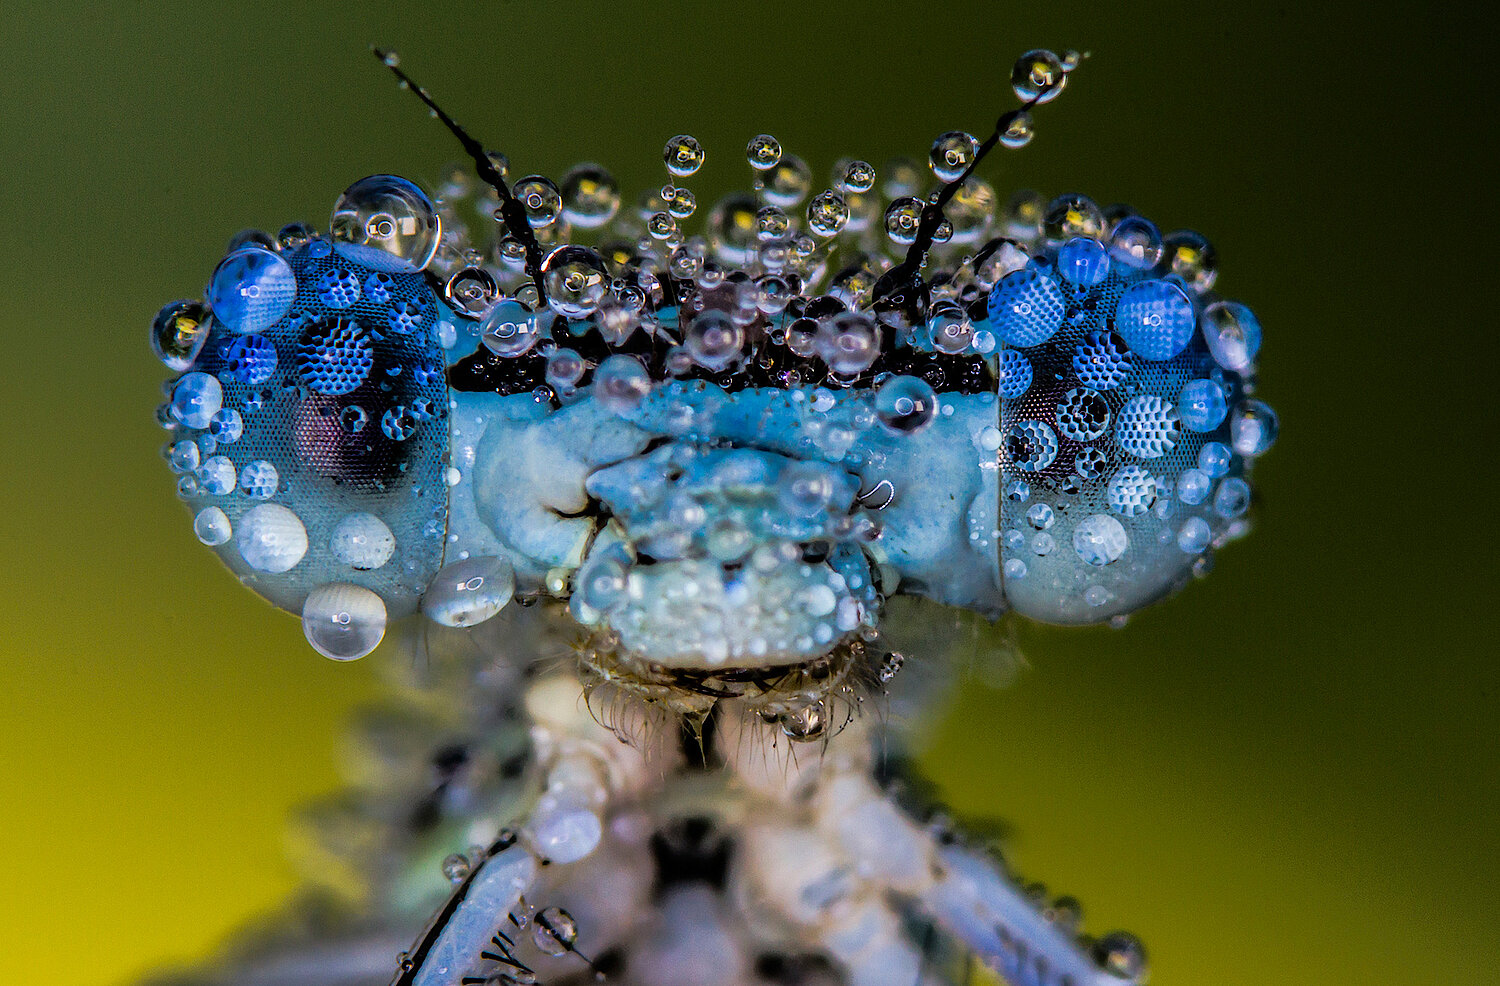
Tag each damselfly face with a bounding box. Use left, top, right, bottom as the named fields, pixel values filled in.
left=151, top=50, right=1275, bottom=721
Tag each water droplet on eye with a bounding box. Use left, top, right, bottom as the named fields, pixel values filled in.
left=875, top=375, right=938, bottom=434
left=840, top=160, right=876, bottom=194
left=1000, top=110, right=1035, bottom=149
left=540, top=245, right=608, bottom=319
left=663, top=134, right=705, bottom=177
left=593, top=354, right=652, bottom=414
left=329, top=175, right=440, bottom=271
left=338, top=405, right=368, bottom=434
left=884, top=196, right=924, bottom=245
left=1213, top=477, right=1252, bottom=519
left=559, top=163, right=620, bottom=229
left=1162, top=229, right=1218, bottom=292
left=1012, top=49, right=1067, bottom=103
left=1026, top=503, right=1055, bottom=530
left=301, top=582, right=387, bottom=661
left=1073, top=514, right=1128, bottom=567
left=1200, top=300, right=1262, bottom=372
left=197, top=455, right=235, bottom=495
left=685, top=310, right=745, bottom=371
left=193, top=506, right=231, bottom=546
left=746, top=133, right=782, bottom=171
left=236, top=503, right=307, bottom=573
left=1198, top=441, right=1232, bottom=478
left=929, top=131, right=979, bottom=182
left=1178, top=379, right=1229, bottom=432
left=806, top=190, right=849, bottom=237
left=1177, top=516, right=1211, bottom=554
left=330, top=512, right=395, bottom=570
left=440, top=852, right=471, bottom=884
left=151, top=300, right=211, bottom=371
left=1057, top=236, right=1111, bottom=287
left=1107, top=215, right=1164, bottom=270
left=166, top=440, right=200, bottom=474
left=422, top=556, right=516, bottom=627
left=480, top=299, right=542, bottom=357
left=206, top=247, right=297, bottom=334
left=1229, top=398, right=1278, bottom=456
left=514, top=175, right=562, bottom=228
left=1042, top=193, right=1104, bottom=242
left=169, top=372, right=222, bottom=429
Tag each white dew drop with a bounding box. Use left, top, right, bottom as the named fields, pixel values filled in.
left=235, top=503, right=307, bottom=573
left=329, top=512, right=396, bottom=570
left=301, top=582, right=387, bottom=661
left=421, top=556, right=516, bottom=627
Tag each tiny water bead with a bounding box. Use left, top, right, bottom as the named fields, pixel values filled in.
left=1072, top=514, right=1128, bottom=567
left=236, top=503, right=308, bottom=574
left=422, top=556, right=516, bottom=627
left=193, top=506, right=231, bottom=546
left=1000, top=111, right=1035, bottom=149
left=301, top=582, right=388, bottom=661
left=663, top=134, right=705, bottom=177
left=1106, top=215, right=1163, bottom=270
left=1012, top=48, right=1068, bottom=103
left=840, top=160, right=875, bottom=194
left=239, top=460, right=280, bottom=499
left=531, top=907, right=580, bottom=955
left=1161, top=229, right=1218, bottom=292
left=224, top=334, right=278, bottom=385
left=761, top=156, right=812, bottom=207
left=1042, top=194, right=1104, bottom=242
left=151, top=300, right=211, bottom=371
left=875, top=375, right=938, bottom=434
left=329, top=174, right=441, bottom=271
left=806, top=191, right=850, bottom=237
left=559, top=163, right=620, bottom=229
left=515, top=175, right=562, bottom=227
left=1201, top=300, right=1263, bottom=371
left=746, top=134, right=782, bottom=170
left=884, top=197, right=924, bottom=245
left=540, top=245, right=608, bottom=318
left=206, top=247, right=297, bottom=334
left=1229, top=398, right=1279, bottom=456
left=930, top=131, right=980, bottom=182
left=330, top=512, right=396, bottom=570
left=480, top=300, right=542, bottom=357
left=170, top=372, right=222, bottom=429
left=1114, top=278, right=1195, bottom=361
left=1178, top=379, right=1228, bottom=432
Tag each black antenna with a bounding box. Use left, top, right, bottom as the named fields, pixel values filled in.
left=871, top=71, right=1071, bottom=310
left=372, top=48, right=549, bottom=307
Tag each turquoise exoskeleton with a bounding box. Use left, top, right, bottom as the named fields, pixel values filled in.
left=145, top=47, right=1274, bottom=986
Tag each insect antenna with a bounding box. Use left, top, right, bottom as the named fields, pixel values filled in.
left=871, top=57, right=1080, bottom=311
left=372, top=47, right=550, bottom=307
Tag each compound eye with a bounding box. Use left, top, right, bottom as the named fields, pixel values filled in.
left=991, top=216, right=1276, bottom=625
left=155, top=182, right=454, bottom=653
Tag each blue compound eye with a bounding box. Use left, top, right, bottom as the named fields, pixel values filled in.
left=154, top=176, right=456, bottom=657
left=993, top=197, right=1276, bottom=624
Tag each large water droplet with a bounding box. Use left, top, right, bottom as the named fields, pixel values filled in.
left=329, top=175, right=440, bottom=271
left=663, top=134, right=705, bottom=177
left=422, top=556, right=516, bottom=627
left=302, top=582, right=387, bottom=661
left=206, top=247, right=297, bottom=334
left=151, top=300, right=211, bottom=371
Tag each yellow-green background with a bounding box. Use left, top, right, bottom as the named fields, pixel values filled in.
left=1, top=3, right=1492, bottom=984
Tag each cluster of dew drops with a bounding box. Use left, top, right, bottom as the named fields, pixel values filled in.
left=376, top=48, right=1090, bottom=429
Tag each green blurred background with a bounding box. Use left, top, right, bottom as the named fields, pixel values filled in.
left=0, top=3, right=1492, bottom=984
